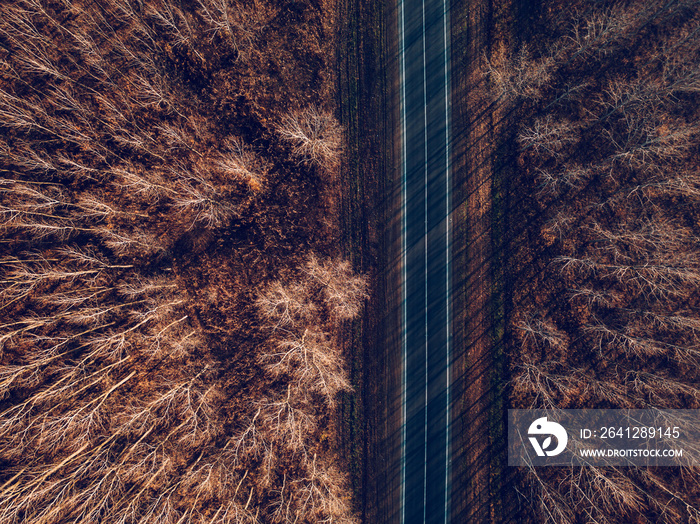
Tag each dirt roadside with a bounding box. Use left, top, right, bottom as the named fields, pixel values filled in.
left=449, top=0, right=497, bottom=520
left=450, top=0, right=539, bottom=522
left=336, top=0, right=402, bottom=522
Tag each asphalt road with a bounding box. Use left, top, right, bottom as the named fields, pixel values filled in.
left=399, top=0, right=451, bottom=521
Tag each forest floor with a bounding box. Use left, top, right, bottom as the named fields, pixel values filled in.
left=0, top=0, right=368, bottom=522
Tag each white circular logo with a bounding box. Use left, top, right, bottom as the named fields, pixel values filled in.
left=528, top=416, right=568, bottom=457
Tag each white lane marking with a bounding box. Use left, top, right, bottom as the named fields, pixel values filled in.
left=442, top=0, right=451, bottom=520
left=421, top=0, right=429, bottom=518
left=399, top=0, right=407, bottom=519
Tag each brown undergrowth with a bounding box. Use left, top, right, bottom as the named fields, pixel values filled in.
left=489, top=0, right=700, bottom=522
left=0, top=0, right=365, bottom=522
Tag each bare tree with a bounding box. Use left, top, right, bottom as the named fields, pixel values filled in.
left=515, top=313, right=567, bottom=352
left=277, top=107, right=343, bottom=171
left=545, top=210, right=576, bottom=240
left=535, top=165, right=591, bottom=196
left=289, top=455, right=358, bottom=524
left=197, top=0, right=264, bottom=60
left=483, top=44, right=555, bottom=100
left=554, top=253, right=700, bottom=298
left=518, top=116, right=579, bottom=157
left=257, top=389, right=317, bottom=453
left=511, top=356, right=627, bottom=409
left=584, top=216, right=693, bottom=263
left=304, top=254, right=368, bottom=320
left=626, top=370, right=700, bottom=406
left=255, top=281, right=317, bottom=331
left=606, top=111, right=697, bottom=168
left=260, top=328, right=351, bottom=406
left=210, top=500, right=259, bottom=524
left=568, top=287, right=620, bottom=308
left=227, top=408, right=267, bottom=466
left=566, top=5, right=637, bottom=59
left=216, top=138, right=266, bottom=192
left=146, top=1, right=196, bottom=52
left=171, top=172, right=236, bottom=229
left=97, top=227, right=166, bottom=257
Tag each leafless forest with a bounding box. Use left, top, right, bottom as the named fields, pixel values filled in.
left=0, top=0, right=366, bottom=522
left=489, top=0, right=700, bottom=522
